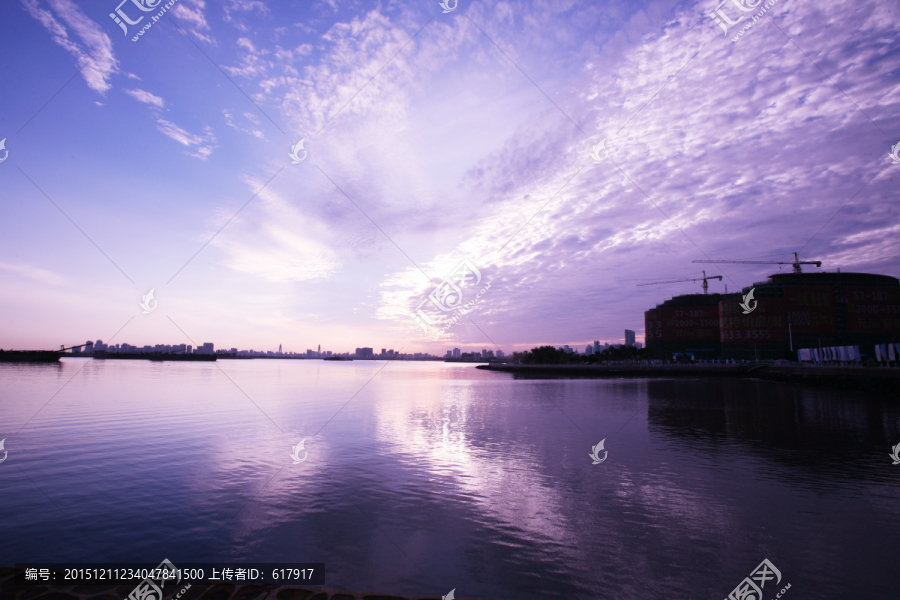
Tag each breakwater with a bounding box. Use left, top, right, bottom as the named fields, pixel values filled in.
left=476, top=363, right=900, bottom=395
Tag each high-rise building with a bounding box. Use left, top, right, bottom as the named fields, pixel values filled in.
left=625, top=330, right=636, bottom=347
left=446, top=350, right=452, bottom=357
left=585, top=345, right=593, bottom=355
left=496, top=350, right=504, bottom=358
left=199, top=343, right=214, bottom=354
left=278, top=344, right=283, bottom=353
left=453, top=348, right=461, bottom=358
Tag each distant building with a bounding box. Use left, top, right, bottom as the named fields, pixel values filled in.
left=593, top=340, right=600, bottom=354
left=453, top=348, right=460, bottom=358
left=355, top=347, right=374, bottom=358
left=585, top=345, right=593, bottom=355
left=625, top=330, right=636, bottom=347
left=496, top=350, right=505, bottom=358
left=446, top=350, right=452, bottom=357
left=635, top=342, right=642, bottom=349
left=721, top=271, right=900, bottom=360
left=643, top=270, right=900, bottom=360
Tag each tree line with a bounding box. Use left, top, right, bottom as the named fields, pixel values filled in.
left=512, top=345, right=655, bottom=364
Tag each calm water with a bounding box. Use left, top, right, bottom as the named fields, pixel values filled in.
left=1, top=359, right=898, bottom=599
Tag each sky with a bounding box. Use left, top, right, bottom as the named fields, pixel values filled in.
left=0, top=0, right=898, bottom=355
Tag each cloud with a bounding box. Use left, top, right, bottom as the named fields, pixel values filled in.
left=209, top=181, right=340, bottom=283
left=274, top=43, right=313, bottom=63
left=367, top=0, right=900, bottom=347
left=0, top=262, right=66, bottom=286
left=140, top=0, right=898, bottom=350
left=223, top=110, right=266, bottom=139
left=22, top=0, right=117, bottom=93
left=125, top=88, right=165, bottom=108
left=172, top=0, right=212, bottom=42
left=156, top=120, right=218, bottom=159
left=225, top=0, right=269, bottom=24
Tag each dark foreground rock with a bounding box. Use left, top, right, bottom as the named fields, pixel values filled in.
left=476, top=363, right=900, bottom=395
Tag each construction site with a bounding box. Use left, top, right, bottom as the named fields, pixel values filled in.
left=642, top=254, right=900, bottom=361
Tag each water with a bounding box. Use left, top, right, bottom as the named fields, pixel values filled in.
left=1, top=359, right=898, bottom=599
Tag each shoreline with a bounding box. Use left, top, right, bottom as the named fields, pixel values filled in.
left=476, top=363, right=900, bottom=395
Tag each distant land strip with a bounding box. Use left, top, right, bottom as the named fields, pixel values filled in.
left=476, top=364, right=900, bottom=396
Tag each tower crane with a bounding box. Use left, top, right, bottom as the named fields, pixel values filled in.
left=692, top=252, right=821, bottom=274
left=636, top=270, right=723, bottom=294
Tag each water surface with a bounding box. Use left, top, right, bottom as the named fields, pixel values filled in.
left=1, top=359, right=898, bottom=599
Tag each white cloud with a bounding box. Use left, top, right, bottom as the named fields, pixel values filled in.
left=156, top=119, right=218, bottom=159
left=210, top=182, right=340, bottom=283
left=226, top=0, right=268, bottom=17
left=125, top=88, right=165, bottom=108
left=22, top=0, right=118, bottom=94
left=172, top=0, right=212, bottom=43
left=0, top=262, right=66, bottom=286
left=223, top=110, right=266, bottom=139
left=365, top=0, right=900, bottom=347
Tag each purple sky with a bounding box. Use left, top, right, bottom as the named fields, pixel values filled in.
left=1, top=0, right=898, bottom=354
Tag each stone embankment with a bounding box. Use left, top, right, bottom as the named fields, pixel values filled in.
left=0, top=570, right=461, bottom=600
left=476, top=363, right=900, bottom=395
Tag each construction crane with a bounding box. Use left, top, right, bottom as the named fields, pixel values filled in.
left=692, top=252, right=821, bottom=274
left=637, top=270, right=723, bottom=294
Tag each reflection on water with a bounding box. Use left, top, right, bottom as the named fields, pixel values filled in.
left=1, top=361, right=897, bottom=599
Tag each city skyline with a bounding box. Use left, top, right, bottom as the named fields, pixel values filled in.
left=1, top=0, right=897, bottom=355
left=52, top=337, right=648, bottom=359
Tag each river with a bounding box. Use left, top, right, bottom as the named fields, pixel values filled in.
left=1, top=359, right=897, bottom=599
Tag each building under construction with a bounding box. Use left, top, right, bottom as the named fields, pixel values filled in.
left=645, top=292, right=739, bottom=359
left=643, top=255, right=900, bottom=360
left=641, top=270, right=736, bottom=359
left=720, top=271, right=900, bottom=360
